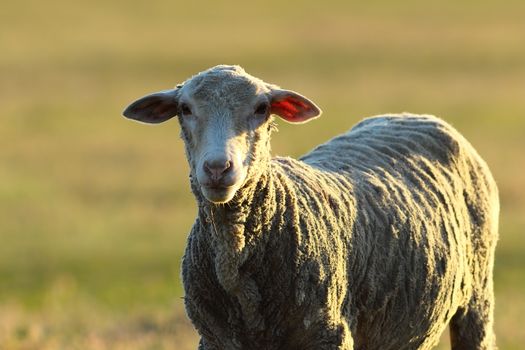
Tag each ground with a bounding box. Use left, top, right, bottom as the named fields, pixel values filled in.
left=0, top=0, right=524, bottom=349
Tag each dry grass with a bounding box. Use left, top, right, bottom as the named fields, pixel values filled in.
left=1, top=0, right=524, bottom=348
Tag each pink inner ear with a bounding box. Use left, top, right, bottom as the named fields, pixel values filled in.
left=272, top=96, right=315, bottom=122
left=271, top=100, right=299, bottom=120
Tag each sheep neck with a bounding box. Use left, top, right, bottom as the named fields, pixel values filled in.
left=196, top=157, right=277, bottom=331
left=200, top=156, right=276, bottom=274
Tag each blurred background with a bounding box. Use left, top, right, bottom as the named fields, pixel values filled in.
left=1, top=0, right=524, bottom=349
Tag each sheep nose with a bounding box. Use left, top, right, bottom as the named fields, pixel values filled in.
left=203, top=158, right=232, bottom=181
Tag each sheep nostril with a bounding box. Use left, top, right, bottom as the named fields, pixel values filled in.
left=224, top=160, right=232, bottom=173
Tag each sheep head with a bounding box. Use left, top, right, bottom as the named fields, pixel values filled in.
left=123, top=65, right=321, bottom=204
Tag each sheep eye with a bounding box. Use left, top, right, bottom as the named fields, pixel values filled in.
left=180, top=103, right=192, bottom=116
left=254, top=103, right=269, bottom=115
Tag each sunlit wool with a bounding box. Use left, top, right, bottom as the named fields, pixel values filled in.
left=124, top=66, right=499, bottom=350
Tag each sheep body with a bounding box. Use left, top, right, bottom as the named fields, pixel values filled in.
left=182, top=114, right=498, bottom=350
left=123, top=66, right=498, bottom=349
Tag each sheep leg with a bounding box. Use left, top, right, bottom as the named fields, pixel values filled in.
left=449, top=280, right=496, bottom=350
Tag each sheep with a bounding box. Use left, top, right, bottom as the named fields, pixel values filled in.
left=123, top=65, right=499, bottom=350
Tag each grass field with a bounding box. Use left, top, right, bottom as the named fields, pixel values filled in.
left=1, top=0, right=524, bottom=349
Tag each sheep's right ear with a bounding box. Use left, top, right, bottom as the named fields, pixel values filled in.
left=123, top=89, right=179, bottom=124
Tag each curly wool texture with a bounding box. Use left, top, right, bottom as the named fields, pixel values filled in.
left=182, top=114, right=498, bottom=350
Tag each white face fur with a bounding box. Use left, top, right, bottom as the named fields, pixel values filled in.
left=177, top=79, right=272, bottom=203
left=123, top=65, right=321, bottom=204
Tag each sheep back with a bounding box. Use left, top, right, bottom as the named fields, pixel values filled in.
left=182, top=114, right=498, bottom=350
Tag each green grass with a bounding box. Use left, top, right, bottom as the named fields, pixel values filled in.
left=1, top=0, right=524, bottom=348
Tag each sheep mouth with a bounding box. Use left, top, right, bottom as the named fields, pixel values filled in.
left=200, top=184, right=238, bottom=204
left=202, top=183, right=231, bottom=190
left=201, top=181, right=237, bottom=191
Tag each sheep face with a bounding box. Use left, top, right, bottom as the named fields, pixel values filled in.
left=178, top=76, right=270, bottom=203
left=123, top=65, right=322, bottom=204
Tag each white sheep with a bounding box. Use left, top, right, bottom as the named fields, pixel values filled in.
left=123, top=65, right=499, bottom=350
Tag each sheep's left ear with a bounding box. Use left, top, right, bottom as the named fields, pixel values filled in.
left=123, top=89, right=179, bottom=124
left=269, top=89, right=322, bottom=124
